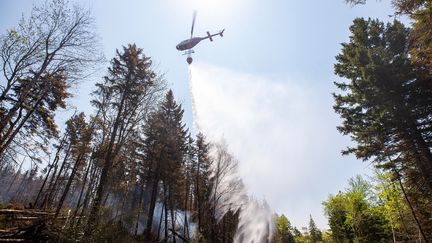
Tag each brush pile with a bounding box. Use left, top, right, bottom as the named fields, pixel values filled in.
left=0, top=204, right=61, bottom=242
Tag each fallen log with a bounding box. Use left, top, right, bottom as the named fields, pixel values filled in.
left=169, top=228, right=188, bottom=242
left=13, top=217, right=39, bottom=220
left=0, top=209, right=54, bottom=216
left=0, top=228, right=18, bottom=234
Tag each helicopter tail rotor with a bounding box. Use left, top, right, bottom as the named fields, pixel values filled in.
left=220, top=29, right=225, bottom=37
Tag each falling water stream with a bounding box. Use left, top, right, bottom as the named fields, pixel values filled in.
left=188, top=64, right=275, bottom=243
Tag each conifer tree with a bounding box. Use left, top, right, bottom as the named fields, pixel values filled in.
left=275, top=214, right=295, bottom=243
left=87, top=44, right=162, bottom=234
left=309, top=215, right=322, bottom=243
left=55, top=112, right=92, bottom=216
left=346, top=0, right=432, bottom=71
left=333, top=18, right=432, bottom=240
left=334, top=18, right=432, bottom=183
left=193, top=132, right=213, bottom=237
left=141, top=90, right=187, bottom=241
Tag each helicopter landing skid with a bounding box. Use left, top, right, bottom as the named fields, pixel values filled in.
left=183, top=50, right=195, bottom=56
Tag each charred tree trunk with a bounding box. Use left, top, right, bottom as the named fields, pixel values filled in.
left=195, top=161, right=201, bottom=233
left=183, top=177, right=190, bottom=241
left=55, top=152, right=84, bottom=217
left=170, top=186, right=176, bottom=243
left=164, top=184, right=168, bottom=242
left=118, top=184, right=130, bottom=221
left=145, top=176, right=160, bottom=240
left=0, top=87, right=50, bottom=157
left=145, top=153, right=164, bottom=240
left=134, top=181, right=145, bottom=236
left=157, top=202, right=165, bottom=240
left=42, top=143, right=72, bottom=209
left=73, top=155, right=92, bottom=219
left=86, top=92, right=126, bottom=234
left=76, top=163, right=99, bottom=227
left=34, top=135, right=66, bottom=207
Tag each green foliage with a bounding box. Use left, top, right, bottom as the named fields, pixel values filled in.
left=321, top=230, right=333, bottom=243
left=334, top=18, right=415, bottom=163
left=309, top=215, right=322, bottom=243
left=293, top=227, right=302, bottom=237
left=346, top=0, right=432, bottom=70
left=409, top=1, right=432, bottom=69
left=275, top=214, right=295, bottom=243
left=373, top=172, right=404, bottom=230
left=333, top=16, right=432, bottom=241
left=323, top=175, right=392, bottom=243
left=323, top=193, right=353, bottom=243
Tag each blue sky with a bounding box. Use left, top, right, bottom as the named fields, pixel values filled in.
left=1, top=0, right=399, bottom=229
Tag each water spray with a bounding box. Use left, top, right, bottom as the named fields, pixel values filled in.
left=188, top=64, right=276, bottom=242
left=188, top=65, right=200, bottom=132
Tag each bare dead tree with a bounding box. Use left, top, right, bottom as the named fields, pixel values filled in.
left=0, top=0, right=103, bottom=161
left=210, top=141, right=245, bottom=224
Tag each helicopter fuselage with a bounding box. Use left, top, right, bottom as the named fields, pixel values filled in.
left=176, top=37, right=203, bottom=51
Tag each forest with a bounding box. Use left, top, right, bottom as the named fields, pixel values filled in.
left=0, top=0, right=431, bottom=242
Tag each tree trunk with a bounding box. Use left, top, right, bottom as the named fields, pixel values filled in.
left=157, top=202, right=165, bottom=240
left=118, top=184, right=129, bottom=221
left=76, top=163, right=98, bottom=227
left=164, top=186, right=168, bottom=242
left=86, top=92, right=126, bottom=235
left=170, top=187, right=176, bottom=243
left=183, top=177, right=189, bottom=241
left=196, top=161, right=201, bottom=233
left=145, top=176, right=160, bottom=240
left=72, top=157, right=92, bottom=224
left=55, top=152, right=84, bottom=217
left=134, top=182, right=145, bottom=236
left=396, top=171, right=428, bottom=243
left=0, top=54, right=51, bottom=133
left=42, top=142, right=72, bottom=208
left=0, top=87, right=49, bottom=157
left=34, top=135, right=66, bottom=207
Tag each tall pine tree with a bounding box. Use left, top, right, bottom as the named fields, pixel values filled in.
left=141, top=90, right=188, bottom=241
left=333, top=18, right=432, bottom=240
left=87, top=44, right=161, bottom=234
left=309, top=215, right=322, bottom=243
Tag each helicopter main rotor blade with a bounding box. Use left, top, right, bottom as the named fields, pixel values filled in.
left=190, top=10, right=197, bottom=38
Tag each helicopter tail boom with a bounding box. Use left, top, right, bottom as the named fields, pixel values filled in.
left=204, top=29, right=225, bottom=41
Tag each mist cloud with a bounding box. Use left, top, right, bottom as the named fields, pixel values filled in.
left=188, top=63, right=366, bottom=229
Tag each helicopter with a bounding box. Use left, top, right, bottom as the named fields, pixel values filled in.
left=176, top=11, right=225, bottom=65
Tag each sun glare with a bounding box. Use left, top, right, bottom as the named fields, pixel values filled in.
left=187, top=0, right=232, bottom=12
left=185, top=0, right=238, bottom=20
